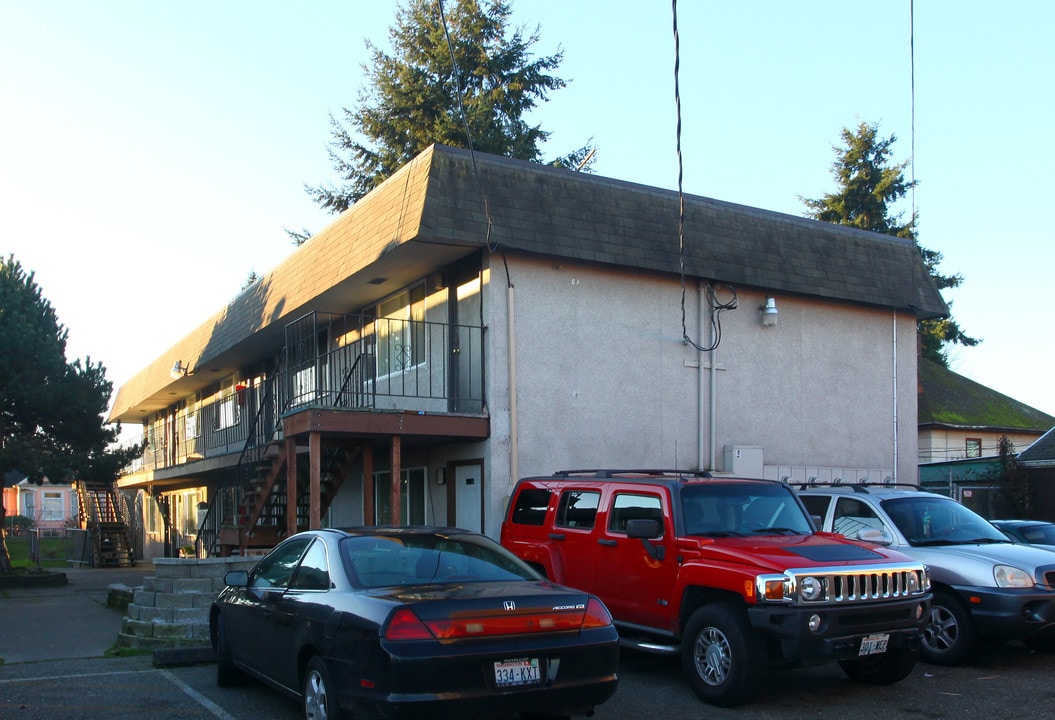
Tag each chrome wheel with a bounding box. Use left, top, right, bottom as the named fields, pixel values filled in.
left=304, top=657, right=342, bottom=720
left=693, top=625, right=733, bottom=686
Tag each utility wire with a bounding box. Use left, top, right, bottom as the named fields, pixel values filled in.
left=672, top=0, right=735, bottom=352
left=437, top=0, right=497, bottom=258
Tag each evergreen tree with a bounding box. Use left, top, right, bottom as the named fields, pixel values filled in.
left=0, top=255, right=139, bottom=573
left=306, top=0, right=591, bottom=217
left=802, top=122, right=978, bottom=365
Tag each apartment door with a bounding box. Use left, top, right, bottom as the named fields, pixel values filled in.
left=450, top=461, right=483, bottom=533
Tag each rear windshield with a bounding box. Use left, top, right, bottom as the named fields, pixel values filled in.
left=340, top=532, right=541, bottom=588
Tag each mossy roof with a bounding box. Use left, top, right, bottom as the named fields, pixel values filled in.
left=917, top=358, right=1055, bottom=432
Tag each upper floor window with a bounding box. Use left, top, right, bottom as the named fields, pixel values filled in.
left=375, top=285, right=425, bottom=377
left=965, top=438, right=982, bottom=458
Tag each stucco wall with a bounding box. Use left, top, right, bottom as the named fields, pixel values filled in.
left=479, top=253, right=920, bottom=529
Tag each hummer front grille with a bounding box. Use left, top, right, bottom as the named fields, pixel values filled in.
left=760, top=564, right=930, bottom=606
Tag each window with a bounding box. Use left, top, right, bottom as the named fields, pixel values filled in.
left=375, top=286, right=426, bottom=377
left=555, top=490, right=600, bottom=529
left=832, top=497, right=885, bottom=539
left=216, top=379, right=241, bottom=430
left=374, top=467, right=427, bottom=525
left=42, top=492, right=63, bottom=522
left=511, top=488, right=551, bottom=526
left=290, top=540, right=331, bottom=590
left=250, top=537, right=313, bottom=590
left=608, top=493, right=663, bottom=534
left=965, top=438, right=982, bottom=458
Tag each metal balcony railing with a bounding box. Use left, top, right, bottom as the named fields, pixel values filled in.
left=119, top=312, right=485, bottom=477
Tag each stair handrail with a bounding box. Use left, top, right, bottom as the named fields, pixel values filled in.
left=196, top=351, right=289, bottom=557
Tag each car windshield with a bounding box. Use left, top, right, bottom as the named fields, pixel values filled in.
left=1005, top=523, right=1055, bottom=545
left=680, top=483, right=812, bottom=536
left=881, top=497, right=1009, bottom=546
left=340, top=532, right=541, bottom=588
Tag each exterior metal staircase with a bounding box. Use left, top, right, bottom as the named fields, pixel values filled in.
left=75, top=479, right=135, bottom=567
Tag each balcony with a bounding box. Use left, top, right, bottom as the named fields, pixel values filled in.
left=120, top=312, right=486, bottom=477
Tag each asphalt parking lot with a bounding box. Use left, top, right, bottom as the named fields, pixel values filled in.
left=3, top=566, right=1055, bottom=719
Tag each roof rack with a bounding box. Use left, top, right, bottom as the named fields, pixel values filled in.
left=551, top=469, right=713, bottom=479
left=794, top=479, right=921, bottom=493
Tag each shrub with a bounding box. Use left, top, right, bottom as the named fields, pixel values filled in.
left=4, top=515, right=34, bottom=536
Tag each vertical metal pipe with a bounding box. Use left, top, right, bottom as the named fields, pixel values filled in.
left=507, top=285, right=519, bottom=486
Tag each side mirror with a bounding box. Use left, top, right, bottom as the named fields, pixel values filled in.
left=856, top=528, right=893, bottom=546
left=223, top=570, right=249, bottom=588
left=626, top=518, right=662, bottom=539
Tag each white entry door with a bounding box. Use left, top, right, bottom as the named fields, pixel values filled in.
left=454, top=463, right=483, bottom=533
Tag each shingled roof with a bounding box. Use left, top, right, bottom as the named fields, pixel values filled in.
left=1019, top=427, right=1055, bottom=465
left=110, top=144, right=947, bottom=422
left=420, top=145, right=948, bottom=317
left=917, top=358, right=1055, bottom=433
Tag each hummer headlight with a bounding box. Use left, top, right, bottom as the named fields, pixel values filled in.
left=799, top=576, right=825, bottom=602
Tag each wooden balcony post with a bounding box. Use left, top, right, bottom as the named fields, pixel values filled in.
left=363, top=441, right=374, bottom=525
left=390, top=436, right=402, bottom=525
left=285, top=437, right=297, bottom=538
left=310, top=432, right=322, bottom=530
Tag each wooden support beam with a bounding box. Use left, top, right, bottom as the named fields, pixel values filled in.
left=310, top=432, right=322, bottom=530
left=390, top=435, right=401, bottom=526
left=286, top=437, right=298, bottom=538
left=363, top=441, right=374, bottom=525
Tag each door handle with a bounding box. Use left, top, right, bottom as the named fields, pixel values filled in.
left=548, top=532, right=565, bottom=541
left=598, top=539, right=617, bottom=547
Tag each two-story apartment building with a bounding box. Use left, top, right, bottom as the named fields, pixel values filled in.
left=108, top=144, right=947, bottom=559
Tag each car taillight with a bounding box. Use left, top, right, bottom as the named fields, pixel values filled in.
left=580, top=597, right=613, bottom=629
left=384, top=607, right=435, bottom=641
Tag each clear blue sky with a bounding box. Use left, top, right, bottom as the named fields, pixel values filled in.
left=2, top=1, right=1053, bottom=417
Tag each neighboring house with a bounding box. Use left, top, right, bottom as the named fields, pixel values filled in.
left=3, top=480, right=78, bottom=535
left=1016, top=427, right=1055, bottom=523
left=917, top=358, right=1054, bottom=462
left=108, top=144, right=946, bottom=559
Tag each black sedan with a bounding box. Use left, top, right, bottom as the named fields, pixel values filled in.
left=210, top=527, right=619, bottom=720
left=992, top=519, right=1055, bottom=549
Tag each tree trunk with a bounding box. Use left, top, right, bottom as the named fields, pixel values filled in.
left=0, top=503, right=12, bottom=574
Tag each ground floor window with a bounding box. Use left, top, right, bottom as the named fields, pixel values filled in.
left=373, top=467, right=427, bottom=525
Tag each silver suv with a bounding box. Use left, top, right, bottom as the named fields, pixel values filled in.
left=798, top=483, right=1055, bottom=665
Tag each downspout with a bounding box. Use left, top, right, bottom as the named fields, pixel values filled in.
left=892, top=310, right=898, bottom=483
left=507, top=285, right=519, bottom=486
left=697, top=282, right=717, bottom=471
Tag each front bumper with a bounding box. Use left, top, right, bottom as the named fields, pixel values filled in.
left=747, top=594, right=931, bottom=662
left=950, top=585, right=1055, bottom=641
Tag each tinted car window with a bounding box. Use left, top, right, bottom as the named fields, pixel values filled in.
left=833, top=497, right=885, bottom=537
left=681, top=483, right=811, bottom=534
left=290, top=539, right=330, bottom=590
left=799, top=494, right=831, bottom=520
left=608, top=493, right=663, bottom=534
left=881, top=497, right=1007, bottom=545
left=342, top=533, right=540, bottom=588
left=556, top=490, right=601, bottom=529
left=250, top=537, right=313, bottom=590
left=511, top=487, right=551, bottom=526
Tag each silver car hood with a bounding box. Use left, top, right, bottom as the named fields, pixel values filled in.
left=896, top=541, right=1055, bottom=588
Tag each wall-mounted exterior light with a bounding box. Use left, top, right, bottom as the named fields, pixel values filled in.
left=760, top=296, right=778, bottom=327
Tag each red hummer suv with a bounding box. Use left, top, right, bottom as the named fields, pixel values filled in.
left=500, top=470, right=932, bottom=706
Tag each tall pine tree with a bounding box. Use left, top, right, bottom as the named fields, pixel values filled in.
left=0, top=256, right=139, bottom=573
left=802, top=122, right=978, bottom=365
left=306, top=0, right=591, bottom=217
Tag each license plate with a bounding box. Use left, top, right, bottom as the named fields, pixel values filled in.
left=494, top=657, right=541, bottom=688
left=858, top=633, right=889, bottom=656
